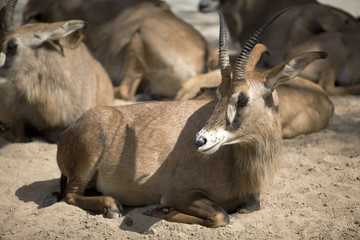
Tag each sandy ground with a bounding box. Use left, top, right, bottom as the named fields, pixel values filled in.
left=1, top=95, right=359, bottom=240
left=1, top=0, right=360, bottom=239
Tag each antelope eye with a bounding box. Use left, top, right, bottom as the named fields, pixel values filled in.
left=7, top=41, right=18, bottom=52
left=237, top=93, right=249, bottom=108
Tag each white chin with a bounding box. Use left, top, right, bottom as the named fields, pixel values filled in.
left=224, top=139, right=241, bottom=145
left=197, top=143, right=221, bottom=155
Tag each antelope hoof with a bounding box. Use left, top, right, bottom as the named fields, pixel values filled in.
left=103, top=203, right=123, bottom=218
left=107, top=211, right=122, bottom=219
left=104, top=207, right=122, bottom=219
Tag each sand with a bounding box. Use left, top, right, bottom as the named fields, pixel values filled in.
left=1, top=0, right=360, bottom=239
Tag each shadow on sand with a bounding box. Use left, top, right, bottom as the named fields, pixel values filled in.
left=16, top=177, right=162, bottom=234
left=15, top=178, right=60, bottom=209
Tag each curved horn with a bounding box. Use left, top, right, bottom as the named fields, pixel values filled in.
left=218, top=11, right=231, bottom=83
left=0, top=0, right=8, bottom=34
left=232, top=8, right=289, bottom=82
left=3, top=0, right=17, bottom=33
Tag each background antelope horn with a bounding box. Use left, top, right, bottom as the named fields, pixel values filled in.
left=3, top=0, right=17, bottom=33
left=232, top=8, right=289, bottom=82
left=0, top=0, right=8, bottom=34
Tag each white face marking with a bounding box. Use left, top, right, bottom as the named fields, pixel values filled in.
left=230, top=92, right=240, bottom=104
left=227, top=104, right=236, bottom=124
left=0, top=52, right=6, bottom=68
left=216, top=88, right=221, bottom=100
left=227, top=92, right=239, bottom=124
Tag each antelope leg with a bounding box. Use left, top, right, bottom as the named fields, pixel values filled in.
left=63, top=177, right=123, bottom=219
left=319, top=69, right=360, bottom=95
left=114, top=32, right=144, bottom=100
left=148, top=191, right=230, bottom=228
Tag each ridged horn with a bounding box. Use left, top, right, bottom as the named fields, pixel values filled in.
left=232, top=8, right=289, bottom=82
left=0, top=0, right=7, bottom=9
left=3, top=0, right=17, bottom=33
left=218, top=11, right=231, bottom=83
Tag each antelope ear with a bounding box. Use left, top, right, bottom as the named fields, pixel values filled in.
left=61, top=29, right=86, bottom=49
left=264, top=51, right=327, bottom=91
left=30, top=20, right=87, bottom=47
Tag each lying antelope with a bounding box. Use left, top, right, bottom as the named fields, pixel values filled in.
left=198, top=0, right=360, bottom=95
left=23, top=0, right=219, bottom=100
left=57, top=10, right=326, bottom=227
left=0, top=0, right=113, bottom=142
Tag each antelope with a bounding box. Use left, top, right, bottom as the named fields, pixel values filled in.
left=23, top=0, right=219, bottom=100
left=0, top=0, right=113, bottom=143
left=198, top=0, right=360, bottom=95
left=57, top=10, right=327, bottom=227
left=175, top=69, right=334, bottom=139
left=199, top=0, right=315, bottom=44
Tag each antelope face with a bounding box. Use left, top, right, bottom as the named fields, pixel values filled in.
left=194, top=76, right=274, bottom=154
left=0, top=28, right=27, bottom=72
left=0, top=30, right=28, bottom=78
left=0, top=21, right=86, bottom=76
left=194, top=10, right=275, bottom=155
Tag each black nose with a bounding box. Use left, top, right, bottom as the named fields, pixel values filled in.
left=194, top=136, right=207, bottom=148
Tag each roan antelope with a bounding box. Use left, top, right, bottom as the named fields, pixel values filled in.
left=57, top=10, right=327, bottom=227
left=23, top=0, right=219, bottom=100
left=0, top=0, right=113, bottom=142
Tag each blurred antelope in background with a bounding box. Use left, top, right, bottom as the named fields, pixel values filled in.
left=23, top=0, right=219, bottom=100
left=0, top=0, right=113, bottom=142
left=56, top=10, right=327, bottom=227
left=198, top=0, right=360, bottom=95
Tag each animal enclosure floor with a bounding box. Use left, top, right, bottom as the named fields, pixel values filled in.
left=1, top=96, right=359, bottom=240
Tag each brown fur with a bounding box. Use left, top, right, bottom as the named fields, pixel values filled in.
left=23, top=0, right=219, bottom=100
left=0, top=20, right=113, bottom=142
left=198, top=0, right=360, bottom=95
left=56, top=13, right=326, bottom=227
